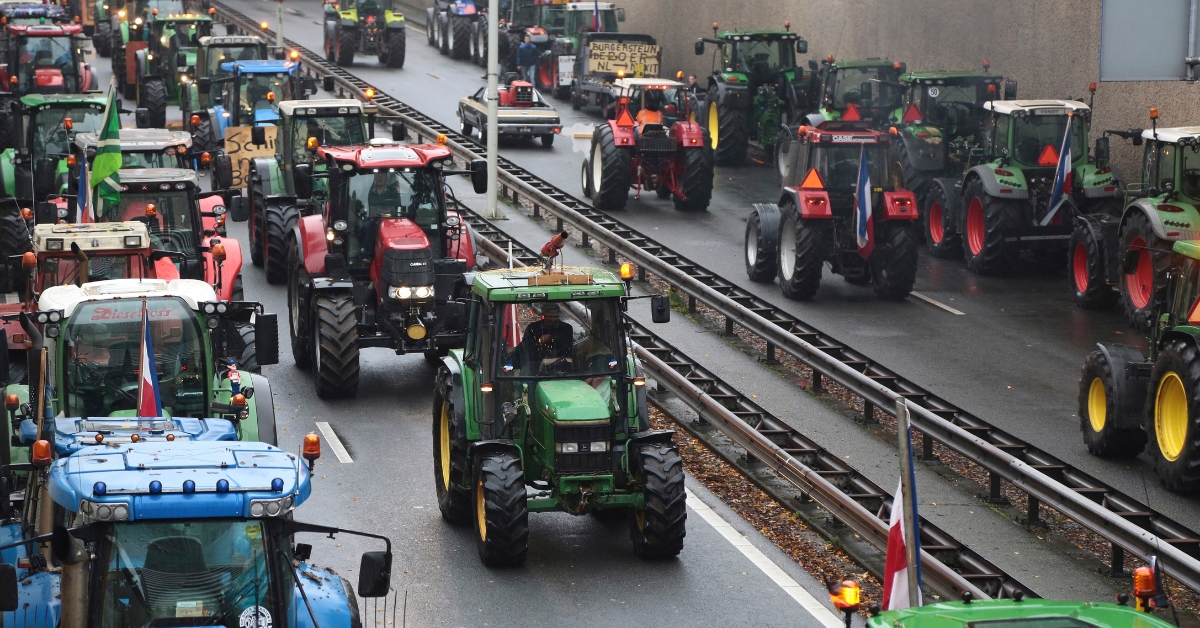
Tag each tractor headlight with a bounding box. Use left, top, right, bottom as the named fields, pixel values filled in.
left=589, top=441, right=608, bottom=452
left=80, top=499, right=129, bottom=521
left=390, top=285, right=433, bottom=300
left=557, top=442, right=578, bottom=453
left=445, top=215, right=460, bottom=227
left=46, top=238, right=63, bottom=251
left=249, top=496, right=292, bottom=518
left=392, top=286, right=412, bottom=299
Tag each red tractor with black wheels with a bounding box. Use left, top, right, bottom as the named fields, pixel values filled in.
left=744, top=119, right=920, bottom=301
left=582, top=77, right=713, bottom=212
left=285, top=138, right=486, bottom=398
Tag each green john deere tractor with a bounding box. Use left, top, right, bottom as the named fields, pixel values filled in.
left=132, top=11, right=212, bottom=128
left=433, top=251, right=684, bottom=566
left=0, top=94, right=107, bottom=208
left=322, top=0, right=406, bottom=68
left=693, top=22, right=809, bottom=165
left=805, top=57, right=906, bottom=129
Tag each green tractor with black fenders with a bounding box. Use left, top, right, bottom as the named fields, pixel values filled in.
left=323, top=0, right=406, bottom=68
left=433, top=242, right=685, bottom=566
left=693, top=22, right=810, bottom=166
left=132, top=11, right=212, bottom=129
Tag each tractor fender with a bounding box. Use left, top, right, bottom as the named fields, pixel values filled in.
left=1121, top=198, right=1173, bottom=241
left=749, top=203, right=781, bottom=252
left=247, top=373, right=277, bottom=445
left=445, top=213, right=475, bottom=268
left=627, top=429, right=677, bottom=474
left=291, top=563, right=357, bottom=627
left=0, top=149, right=15, bottom=198
left=897, top=130, right=944, bottom=172
left=251, top=156, right=284, bottom=198
left=386, top=16, right=406, bottom=29
left=881, top=191, right=919, bottom=220
left=340, top=18, right=358, bottom=30
left=204, top=235, right=243, bottom=301
left=323, top=19, right=338, bottom=44
left=1093, top=342, right=1150, bottom=430
left=607, top=118, right=635, bottom=145
left=437, top=359, right=466, bottom=416
left=966, top=164, right=1029, bottom=200
left=709, top=79, right=749, bottom=110
left=469, top=440, right=521, bottom=462
left=669, top=120, right=704, bottom=146
left=1078, top=162, right=1121, bottom=198
left=294, top=215, right=329, bottom=275
left=780, top=187, right=832, bottom=219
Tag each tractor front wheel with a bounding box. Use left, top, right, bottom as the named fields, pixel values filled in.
left=425, top=8, right=436, bottom=45
left=473, top=451, right=529, bottom=566
left=265, top=204, right=300, bottom=285
left=1120, top=211, right=1173, bottom=331
left=923, top=184, right=961, bottom=259
left=870, top=222, right=919, bottom=301
left=384, top=28, right=406, bottom=68
left=1146, top=338, right=1200, bottom=493
left=673, top=137, right=714, bottom=212
left=630, top=443, right=686, bottom=559
left=777, top=207, right=827, bottom=301
left=433, top=382, right=472, bottom=524
left=745, top=206, right=778, bottom=282
left=313, top=292, right=360, bottom=398
left=449, top=15, right=470, bottom=60
left=94, top=21, right=112, bottom=57
left=705, top=85, right=747, bottom=166
left=1078, top=350, right=1146, bottom=458
left=1069, top=220, right=1117, bottom=310
left=591, top=124, right=631, bottom=210
left=287, top=239, right=313, bottom=370
left=336, top=26, right=356, bottom=67
left=961, top=178, right=1020, bottom=275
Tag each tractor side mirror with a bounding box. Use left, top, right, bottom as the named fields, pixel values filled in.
left=391, top=121, right=406, bottom=142
left=229, top=195, right=250, bottom=222
left=357, top=551, right=392, bottom=598
left=650, top=294, right=671, bottom=323
left=254, top=313, right=279, bottom=365
left=808, top=59, right=818, bottom=72
left=214, top=154, right=234, bottom=190
left=33, top=163, right=57, bottom=203
left=293, top=543, right=312, bottom=562
left=1003, top=79, right=1017, bottom=100
left=1094, top=136, right=1110, bottom=168
left=176, top=52, right=186, bottom=66
left=0, top=564, right=16, bottom=612
left=293, top=163, right=314, bottom=199
left=251, top=126, right=266, bottom=146
left=694, top=40, right=704, bottom=56
left=796, top=37, right=807, bottom=54
left=322, top=75, right=335, bottom=92
left=616, top=7, right=624, bottom=21
left=1122, top=249, right=1141, bottom=275
left=470, top=159, right=486, bottom=194
left=135, top=107, right=151, bottom=128
left=197, top=76, right=211, bottom=92
left=35, top=201, right=58, bottom=225
left=302, top=77, right=317, bottom=96
left=442, top=299, right=469, bottom=331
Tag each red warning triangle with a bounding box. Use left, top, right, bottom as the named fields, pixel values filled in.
left=616, top=108, right=635, bottom=128
left=799, top=168, right=825, bottom=190
left=1037, top=144, right=1059, bottom=167
left=901, top=103, right=922, bottom=124
left=842, top=103, right=861, bottom=121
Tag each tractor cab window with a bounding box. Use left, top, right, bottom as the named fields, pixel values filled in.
left=64, top=296, right=206, bottom=418
left=13, top=35, right=77, bottom=93
left=541, top=7, right=617, bottom=34
left=495, top=298, right=624, bottom=382
left=291, top=116, right=365, bottom=162
left=157, top=20, right=205, bottom=50
left=96, top=519, right=276, bottom=628
left=344, top=168, right=442, bottom=269
left=830, top=67, right=901, bottom=111
left=29, top=105, right=104, bottom=161
left=811, top=144, right=886, bottom=192
left=1009, top=113, right=1085, bottom=168
left=727, top=38, right=794, bottom=76
left=147, top=0, right=199, bottom=15
left=511, top=2, right=538, bottom=25
left=206, top=45, right=263, bottom=82
left=1157, top=141, right=1178, bottom=193
left=38, top=252, right=144, bottom=288
left=121, top=150, right=185, bottom=169
left=918, top=82, right=989, bottom=134
left=110, top=191, right=197, bottom=258
left=1179, top=144, right=1200, bottom=201
left=237, top=72, right=291, bottom=120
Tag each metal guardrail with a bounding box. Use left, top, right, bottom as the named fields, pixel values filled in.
left=211, top=1, right=1200, bottom=594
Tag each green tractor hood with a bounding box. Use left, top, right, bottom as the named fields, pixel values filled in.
left=534, top=380, right=611, bottom=424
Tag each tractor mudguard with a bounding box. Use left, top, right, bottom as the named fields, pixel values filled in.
left=749, top=202, right=781, bottom=251
left=291, top=563, right=359, bottom=626
left=780, top=188, right=832, bottom=219
left=608, top=118, right=635, bottom=145
left=293, top=217, right=330, bottom=275
left=323, top=19, right=338, bottom=44
left=203, top=235, right=243, bottom=301
left=386, top=16, right=406, bottom=29
left=1078, top=162, right=1120, bottom=198
left=340, top=18, right=357, bottom=30
left=1075, top=213, right=1121, bottom=284
left=882, top=191, right=919, bottom=220
left=669, top=120, right=704, bottom=145
left=966, top=164, right=1029, bottom=200
left=469, top=440, right=521, bottom=462
left=126, top=41, right=147, bottom=86
left=898, top=130, right=944, bottom=172
left=1122, top=199, right=1175, bottom=241
left=246, top=373, right=277, bottom=445
left=0, top=150, right=14, bottom=198
left=1093, top=342, right=1150, bottom=430
left=251, top=156, right=283, bottom=197
left=445, top=215, right=475, bottom=267
left=711, top=80, right=749, bottom=110
left=627, top=429, right=676, bottom=474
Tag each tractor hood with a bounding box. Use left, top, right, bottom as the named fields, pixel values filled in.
left=253, top=107, right=280, bottom=125
left=33, top=67, right=64, bottom=91
left=534, top=380, right=611, bottom=424
left=374, top=218, right=434, bottom=296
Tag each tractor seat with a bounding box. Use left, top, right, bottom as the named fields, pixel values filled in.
left=33, top=50, right=52, bottom=66
left=140, top=536, right=221, bottom=612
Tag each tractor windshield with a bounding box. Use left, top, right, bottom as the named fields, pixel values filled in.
left=95, top=519, right=276, bottom=628
left=812, top=144, right=888, bottom=192
left=728, top=38, right=795, bottom=76
left=290, top=115, right=365, bottom=161
left=156, top=20, right=205, bottom=49
left=918, top=82, right=990, bottom=134
left=206, top=45, right=264, bottom=77
left=1007, top=113, right=1086, bottom=168
left=147, top=0, right=202, bottom=15
left=541, top=8, right=618, bottom=35
left=63, top=296, right=206, bottom=418
left=38, top=252, right=147, bottom=288
left=344, top=169, right=440, bottom=269
left=237, top=73, right=291, bottom=120
left=119, top=149, right=188, bottom=169
left=110, top=191, right=197, bottom=258
left=495, top=298, right=624, bottom=381
left=14, top=35, right=78, bottom=93
left=29, top=105, right=104, bottom=161
left=831, top=67, right=902, bottom=111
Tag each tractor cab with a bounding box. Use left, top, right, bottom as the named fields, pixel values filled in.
left=809, top=58, right=906, bottom=127
left=894, top=70, right=1007, bottom=141
left=0, top=3, right=69, bottom=51
left=538, top=0, right=621, bottom=36
left=2, top=23, right=91, bottom=94
left=0, top=94, right=106, bottom=206
left=709, top=30, right=803, bottom=81
left=612, top=77, right=688, bottom=129
left=194, top=34, right=264, bottom=103
left=211, top=59, right=306, bottom=132
left=980, top=100, right=1091, bottom=214
left=138, top=12, right=213, bottom=101
left=781, top=121, right=902, bottom=214
left=73, top=128, right=192, bottom=171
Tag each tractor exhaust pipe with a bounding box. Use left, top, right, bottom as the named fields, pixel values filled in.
left=53, top=526, right=89, bottom=628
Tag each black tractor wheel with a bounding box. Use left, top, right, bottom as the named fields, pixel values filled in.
left=231, top=275, right=244, bottom=301
left=265, top=204, right=299, bottom=285
left=449, top=15, right=470, bottom=60
left=192, top=115, right=216, bottom=156
left=384, top=28, right=406, bottom=68
left=425, top=8, right=436, bottom=45
left=923, top=184, right=961, bottom=259
left=961, top=178, right=1021, bottom=275
left=287, top=239, right=313, bottom=370
left=438, top=15, right=450, bottom=56
left=467, top=19, right=478, bottom=61
left=540, top=133, right=554, bottom=147
left=704, top=85, right=747, bottom=166
left=777, top=205, right=827, bottom=300
left=1079, top=350, right=1146, bottom=458
left=94, top=21, right=112, bottom=57
left=475, top=22, right=487, bottom=67
left=336, top=26, right=356, bottom=67
left=313, top=292, right=359, bottom=398
left=630, top=443, right=685, bottom=559
left=673, top=139, right=714, bottom=212
left=745, top=206, right=778, bottom=282
left=1069, top=220, right=1118, bottom=310
left=871, top=222, right=919, bottom=300
left=898, top=142, right=932, bottom=201
left=580, top=159, right=593, bottom=198
left=249, top=179, right=266, bottom=267
left=571, top=83, right=583, bottom=110
left=230, top=321, right=261, bottom=374
left=1120, top=210, right=1173, bottom=331
left=1145, top=338, right=1200, bottom=493
left=473, top=450, right=529, bottom=567
left=112, top=42, right=126, bottom=93
left=433, top=380, right=471, bottom=524
left=590, top=124, right=631, bottom=210
left=0, top=203, right=31, bottom=266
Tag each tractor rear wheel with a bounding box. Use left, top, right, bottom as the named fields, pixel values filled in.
left=1079, top=349, right=1146, bottom=458
left=231, top=275, right=244, bottom=302
left=231, top=321, right=261, bottom=374
left=249, top=180, right=266, bottom=267
left=336, top=27, right=356, bottom=67
left=265, top=204, right=299, bottom=285
left=1120, top=211, right=1172, bottom=331
left=325, top=21, right=338, bottom=61
left=0, top=203, right=30, bottom=272
left=438, top=15, right=450, bottom=55
left=777, top=206, right=827, bottom=301
left=630, top=443, right=685, bottom=559
left=473, top=451, right=529, bottom=566
left=673, top=138, right=714, bottom=212
left=1146, top=338, right=1200, bottom=493
left=705, top=85, right=747, bottom=166
left=287, top=239, right=313, bottom=370
left=961, top=178, right=1020, bottom=275
left=923, top=184, right=961, bottom=259
left=425, top=8, right=436, bottom=45
left=450, top=15, right=470, bottom=60
left=871, top=222, right=918, bottom=301
left=313, top=292, right=359, bottom=398
left=591, top=124, right=631, bottom=210
left=1069, top=220, right=1117, bottom=310
left=94, top=21, right=112, bottom=57
left=745, top=206, right=778, bottom=282
left=433, top=381, right=471, bottom=524
left=898, top=142, right=931, bottom=201
left=384, top=28, right=406, bottom=68
left=474, top=22, right=487, bottom=67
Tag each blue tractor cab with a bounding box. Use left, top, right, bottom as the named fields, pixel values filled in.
left=206, top=59, right=314, bottom=136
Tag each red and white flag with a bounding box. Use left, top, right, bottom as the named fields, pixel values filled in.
left=137, top=302, right=162, bottom=418
left=882, top=479, right=920, bottom=610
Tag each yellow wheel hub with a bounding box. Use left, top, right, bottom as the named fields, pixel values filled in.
left=1156, top=371, right=1189, bottom=462
left=708, top=101, right=719, bottom=150
left=439, top=401, right=451, bottom=489
left=475, top=477, right=487, bottom=541
left=1087, top=378, right=1107, bottom=433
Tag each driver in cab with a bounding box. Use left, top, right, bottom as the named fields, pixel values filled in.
left=519, top=302, right=573, bottom=367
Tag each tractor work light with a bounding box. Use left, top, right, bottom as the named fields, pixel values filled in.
left=80, top=499, right=129, bottom=521
left=333, top=220, right=348, bottom=231
left=250, top=496, right=293, bottom=517
left=32, top=439, right=51, bottom=466
left=619, top=263, right=634, bottom=280
left=45, top=238, right=63, bottom=251
left=633, top=377, right=646, bottom=387
left=206, top=315, right=219, bottom=329
left=4, top=394, right=17, bottom=411
left=124, top=235, right=141, bottom=247
left=259, top=20, right=268, bottom=30
left=445, top=215, right=460, bottom=227
left=303, top=432, right=321, bottom=461
left=34, top=310, right=62, bottom=323
left=45, top=324, right=59, bottom=338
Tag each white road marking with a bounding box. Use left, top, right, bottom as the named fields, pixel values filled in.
left=685, top=488, right=843, bottom=628
left=315, top=422, right=353, bottom=463
left=910, top=291, right=966, bottom=315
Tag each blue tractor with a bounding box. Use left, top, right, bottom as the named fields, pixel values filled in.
left=192, top=58, right=316, bottom=153
left=426, top=0, right=477, bottom=61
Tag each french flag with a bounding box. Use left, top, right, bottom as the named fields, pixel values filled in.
left=1047, top=112, right=1074, bottom=215
left=882, top=479, right=922, bottom=610
left=854, top=145, right=874, bottom=259
left=137, top=303, right=163, bottom=418
left=592, top=0, right=601, bottom=31
left=77, top=154, right=93, bottom=223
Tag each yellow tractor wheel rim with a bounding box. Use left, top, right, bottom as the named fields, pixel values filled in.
left=1087, top=378, right=1107, bottom=433
left=708, top=101, right=719, bottom=149
left=439, top=401, right=451, bottom=489
left=1156, top=372, right=1189, bottom=462
left=475, top=477, right=487, bottom=541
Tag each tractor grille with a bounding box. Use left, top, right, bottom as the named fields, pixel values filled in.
left=382, top=246, right=435, bottom=289
left=637, top=135, right=676, bottom=154
left=554, top=424, right=612, bottom=474
left=515, top=87, right=533, bottom=104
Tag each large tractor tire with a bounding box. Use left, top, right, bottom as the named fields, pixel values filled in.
left=1069, top=220, right=1118, bottom=310
left=1078, top=349, right=1146, bottom=458
left=630, top=443, right=686, bottom=559
left=590, top=124, right=631, bottom=210
left=438, top=14, right=450, bottom=56
left=232, top=275, right=245, bottom=302
left=433, top=380, right=471, bottom=524
left=777, top=205, right=827, bottom=300
left=384, top=28, right=406, bottom=68
left=473, top=450, right=529, bottom=567
left=111, top=41, right=126, bottom=94
left=870, top=222, right=919, bottom=301
left=474, top=21, right=487, bottom=67
left=313, top=292, right=359, bottom=398
left=249, top=180, right=266, bottom=267
left=230, top=321, right=261, bottom=374
left=580, top=159, right=593, bottom=198
left=425, top=8, right=436, bottom=45
left=467, top=19, right=479, bottom=62
left=704, top=85, right=747, bottom=166
left=94, top=21, right=112, bottom=57
left=898, top=142, right=932, bottom=201
left=673, top=138, right=714, bottom=212
left=744, top=204, right=779, bottom=282
left=449, top=15, right=470, bottom=60
left=336, top=26, right=356, bottom=67
left=287, top=239, right=313, bottom=370
left=192, top=115, right=216, bottom=156
left=961, top=178, right=1021, bottom=275
left=1145, top=338, right=1200, bottom=493
left=0, top=203, right=31, bottom=264
left=264, top=204, right=299, bottom=285
left=1120, top=211, right=1173, bottom=331
left=923, top=184, right=961, bottom=259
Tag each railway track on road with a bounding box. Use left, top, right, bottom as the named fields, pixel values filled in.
left=212, top=0, right=1200, bottom=595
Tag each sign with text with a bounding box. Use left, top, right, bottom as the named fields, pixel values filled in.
left=223, top=126, right=278, bottom=189
left=587, top=41, right=660, bottom=77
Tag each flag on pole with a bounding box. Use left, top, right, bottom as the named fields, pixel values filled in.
left=592, top=0, right=601, bottom=31
left=137, top=302, right=163, bottom=418
left=853, top=144, right=874, bottom=259
left=882, top=478, right=922, bottom=610
left=90, top=83, right=122, bottom=220
left=1046, top=112, right=1074, bottom=217
left=76, top=148, right=92, bottom=223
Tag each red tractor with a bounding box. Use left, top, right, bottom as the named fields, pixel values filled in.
left=0, top=23, right=93, bottom=95
left=582, top=77, right=714, bottom=212
left=286, top=137, right=486, bottom=398
left=744, top=115, right=920, bottom=300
